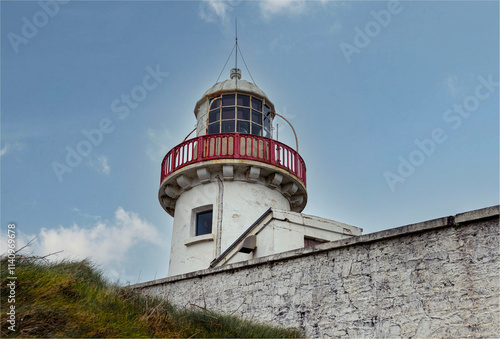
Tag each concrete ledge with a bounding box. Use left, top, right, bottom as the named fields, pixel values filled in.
left=132, top=205, right=499, bottom=289
left=184, top=233, right=214, bottom=246
left=455, top=205, right=499, bottom=224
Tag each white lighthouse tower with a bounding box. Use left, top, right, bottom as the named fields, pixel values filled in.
left=159, top=55, right=361, bottom=277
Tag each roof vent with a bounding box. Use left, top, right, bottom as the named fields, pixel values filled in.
left=230, top=68, right=241, bottom=80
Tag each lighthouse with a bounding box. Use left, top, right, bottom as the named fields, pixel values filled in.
left=159, top=66, right=361, bottom=277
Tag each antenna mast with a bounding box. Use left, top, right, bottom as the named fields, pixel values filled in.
left=235, top=19, right=238, bottom=70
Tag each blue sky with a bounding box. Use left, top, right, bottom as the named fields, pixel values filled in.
left=1, top=0, right=498, bottom=284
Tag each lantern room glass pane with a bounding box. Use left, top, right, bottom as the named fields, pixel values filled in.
left=252, top=110, right=262, bottom=124
left=221, top=120, right=235, bottom=133
left=264, top=129, right=271, bottom=138
left=237, top=94, right=250, bottom=107
left=222, top=107, right=235, bottom=120
left=237, top=107, right=250, bottom=120
left=209, top=109, right=220, bottom=123
left=222, top=94, right=235, bottom=106
left=237, top=121, right=250, bottom=134
left=251, top=123, right=262, bottom=136
left=264, top=117, right=270, bottom=130
left=208, top=122, right=219, bottom=134
left=196, top=210, right=213, bottom=236
left=210, top=98, right=220, bottom=110
left=264, top=105, right=271, bottom=118
left=252, top=98, right=262, bottom=111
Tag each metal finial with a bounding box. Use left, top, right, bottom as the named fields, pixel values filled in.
left=230, top=68, right=241, bottom=79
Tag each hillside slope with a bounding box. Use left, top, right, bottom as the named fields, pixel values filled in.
left=1, top=256, right=301, bottom=338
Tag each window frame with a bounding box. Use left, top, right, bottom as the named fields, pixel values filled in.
left=192, top=205, right=214, bottom=237
left=206, top=93, right=272, bottom=137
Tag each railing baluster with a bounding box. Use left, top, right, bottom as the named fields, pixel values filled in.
left=160, top=133, right=306, bottom=187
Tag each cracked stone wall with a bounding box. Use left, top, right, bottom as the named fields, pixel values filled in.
left=136, top=209, right=499, bottom=338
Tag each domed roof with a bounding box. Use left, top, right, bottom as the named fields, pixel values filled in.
left=194, top=69, right=275, bottom=117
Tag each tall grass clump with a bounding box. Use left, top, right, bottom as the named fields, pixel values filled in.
left=1, top=256, right=302, bottom=338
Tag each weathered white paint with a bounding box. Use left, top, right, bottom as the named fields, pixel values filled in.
left=214, top=209, right=362, bottom=267
left=168, top=179, right=291, bottom=276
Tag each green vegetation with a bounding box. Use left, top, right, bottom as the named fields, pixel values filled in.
left=1, top=256, right=302, bottom=338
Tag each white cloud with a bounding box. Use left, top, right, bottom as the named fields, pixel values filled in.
left=88, top=155, right=110, bottom=175
left=2, top=207, right=164, bottom=281
left=259, top=0, right=308, bottom=18
left=199, top=0, right=333, bottom=24
left=199, top=0, right=237, bottom=23
left=259, top=0, right=332, bottom=19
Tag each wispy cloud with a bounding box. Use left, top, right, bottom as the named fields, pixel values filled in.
left=0, top=141, right=25, bottom=158
left=259, top=0, right=332, bottom=19
left=4, top=207, right=163, bottom=281
left=329, top=21, right=342, bottom=35
left=199, top=0, right=237, bottom=23
left=441, top=75, right=465, bottom=98
left=269, top=34, right=294, bottom=53
left=259, top=0, right=308, bottom=19
left=145, top=128, right=172, bottom=163
left=199, top=0, right=333, bottom=23
left=87, top=155, right=110, bottom=175
left=72, top=207, right=102, bottom=221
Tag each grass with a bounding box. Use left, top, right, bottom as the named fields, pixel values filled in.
left=0, top=256, right=302, bottom=338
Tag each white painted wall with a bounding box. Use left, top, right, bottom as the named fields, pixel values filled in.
left=168, top=180, right=290, bottom=276
left=220, top=181, right=290, bottom=251
left=168, top=182, right=218, bottom=276
left=221, top=209, right=362, bottom=267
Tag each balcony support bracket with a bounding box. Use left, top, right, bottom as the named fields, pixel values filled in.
left=197, top=168, right=211, bottom=184
left=222, top=165, right=234, bottom=181
left=246, top=166, right=260, bottom=183
left=266, top=173, right=283, bottom=189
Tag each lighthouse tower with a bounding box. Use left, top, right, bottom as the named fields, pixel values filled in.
left=159, top=67, right=309, bottom=276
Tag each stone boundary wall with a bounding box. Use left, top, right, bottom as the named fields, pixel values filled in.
left=134, top=206, right=499, bottom=338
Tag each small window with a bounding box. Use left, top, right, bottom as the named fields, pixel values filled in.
left=196, top=210, right=213, bottom=236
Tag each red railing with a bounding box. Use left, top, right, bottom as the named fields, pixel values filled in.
left=161, top=133, right=306, bottom=187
